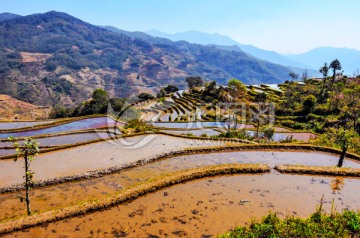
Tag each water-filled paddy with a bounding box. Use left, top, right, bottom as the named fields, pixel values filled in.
left=0, top=151, right=358, bottom=221
left=0, top=121, right=55, bottom=130
left=0, top=132, right=115, bottom=148
left=7, top=173, right=360, bottom=237
left=151, top=122, right=314, bottom=141
left=0, top=149, right=16, bottom=156
left=0, top=117, right=120, bottom=139
left=0, top=135, right=230, bottom=187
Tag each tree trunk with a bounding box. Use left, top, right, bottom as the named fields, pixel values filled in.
left=24, top=151, right=31, bottom=215
left=337, top=145, right=347, bottom=168
left=331, top=69, right=336, bottom=89
left=233, top=115, right=238, bottom=130
left=354, top=118, right=357, bottom=132
left=256, top=121, right=260, bottom=139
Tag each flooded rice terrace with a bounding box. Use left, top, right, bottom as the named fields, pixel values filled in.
left=0, top=151, right=360, bottom=237
left=0, top=117, right=359, bottom=237
left=5, top=174, right=360, bottom=237
left=0, top=117, right=120, bottom=139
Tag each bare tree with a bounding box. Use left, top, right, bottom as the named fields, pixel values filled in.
left=289, top=72, right=298, bottom=82
left=302, top=70, right=309, bottom=82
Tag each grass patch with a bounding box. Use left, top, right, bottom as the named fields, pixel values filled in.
left=219, top=210, right=360, bottom=238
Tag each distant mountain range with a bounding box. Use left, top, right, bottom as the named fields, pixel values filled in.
left=287, top=47, right=360, bottom=75
left=146, top=30, right=360, bottom=75
left=146, top=30, right=310, bottom=69
left=0, top=12, right=21, bottom=22
left=0, top=11, right=293, bottom=107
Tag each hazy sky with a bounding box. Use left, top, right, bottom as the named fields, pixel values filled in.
left=1, top=0, right=359, bottom=54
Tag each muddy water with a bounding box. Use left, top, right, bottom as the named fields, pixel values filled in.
left=7, top=174, right=360, bottom=238
left=0, top=117, right=120, bottom=139
left=0, top=135, right=230, bottom=187
left=1, top=151, right=359, bottom=222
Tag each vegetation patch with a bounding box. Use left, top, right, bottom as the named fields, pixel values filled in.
left=0, top=164, right=270, bottom=235
left=220, top=209, right=360, bottom=238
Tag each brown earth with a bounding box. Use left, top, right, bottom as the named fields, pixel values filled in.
left=0, top=94, right=51, bottom=121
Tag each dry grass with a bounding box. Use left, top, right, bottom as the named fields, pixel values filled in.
left=0, top=164, right=270, bottom=235
left=275, top=165, right=360, bottom=177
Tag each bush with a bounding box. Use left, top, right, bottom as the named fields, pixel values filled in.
left=263, top=126, right=275, bottom=140
left=217, top=129, right=253, bottom=140
left=138, top=92, right=155, bottom=100
left=124, top=119, right=152, bottom=133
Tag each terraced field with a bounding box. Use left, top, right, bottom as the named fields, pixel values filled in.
left=0, top=92, right=359, bottom=237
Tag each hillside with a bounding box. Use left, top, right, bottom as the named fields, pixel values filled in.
left=0, top=11, right=292, bottom=107
left=0, top=12, right=21, bottom=22
left=0, top=94, right=51, bottom=121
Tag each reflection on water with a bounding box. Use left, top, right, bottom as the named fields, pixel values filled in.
left=331, top=177, right=345, bottom=193
left=152, top=122, right=315, bottom=141
left=0, top=121, right=55, bottom=130
left=0, top=117, right=119, bottom=139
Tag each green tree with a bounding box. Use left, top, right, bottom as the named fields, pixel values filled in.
left=138, top=92, right=155, bottom=100
left=227, top=78, right=246, bottom=99
left=163, top=85, right=179, bottom=93
left=185, top=76, right=204, bottom=89
left=91, top=88, right=109, bottom=114
left=341, top=83, right=360, bottom=131
left=10, top=137, right=39, bottom=215
left=263, top=126, right=275, bottom=140
left=255, top=92, right=267, bottom=103
left=303, top=95, right=316, bottom=113
left=156, top=88, right=166, bottom=98
left=330, top=59, right=342, bottom=89
left=319, top=62, right=329, bottom=92
left=203, top=80, right=217, bottom=96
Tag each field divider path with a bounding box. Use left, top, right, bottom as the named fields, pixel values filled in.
left=275, top=165, right=360, bottom=177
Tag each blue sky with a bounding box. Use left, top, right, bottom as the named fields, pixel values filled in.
left=1, top=0, right=359, bottom=54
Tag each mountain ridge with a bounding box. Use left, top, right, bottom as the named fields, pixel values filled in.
left=145, top=29, right=310, bottom=69
left=286, top=47, right=360, bottom=74
left=0, top=12, right=21, bottom=22
left=0, top=11, right=292, bottom=107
